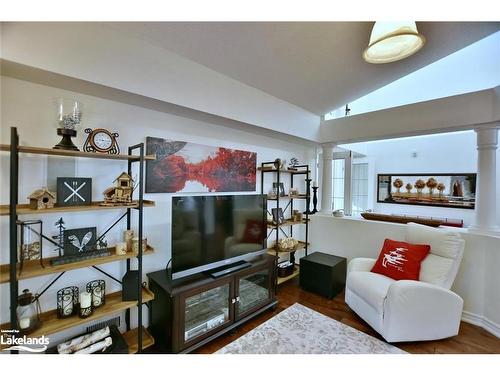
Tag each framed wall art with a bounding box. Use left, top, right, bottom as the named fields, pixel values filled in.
left=377, top=173, right=476, bottom=209
left=145, top=137, right=256, bottom=193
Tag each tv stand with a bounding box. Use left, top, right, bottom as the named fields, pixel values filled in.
left=206, top=260, right=252, bottom=278
left=147, top=254, right=277, bottom=353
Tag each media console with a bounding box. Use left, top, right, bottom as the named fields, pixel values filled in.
left=147, top=254, right=277, bottom=353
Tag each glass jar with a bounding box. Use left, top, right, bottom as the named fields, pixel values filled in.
left=55, top=98, right=84, bottom=130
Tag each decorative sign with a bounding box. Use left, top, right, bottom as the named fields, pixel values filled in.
left=377, top=173, right=476, bottom=209
left=57, top=177, right=92, bottom=207
left=63, top=227, right=97, bottom=256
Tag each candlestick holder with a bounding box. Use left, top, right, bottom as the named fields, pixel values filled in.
left=57, top=286, right=79, bottom=319
left=303, top=178, right=313, bottom=215
left=311, top=186, right=319, bottom=214
left=86, top=280, right=106, bottom=308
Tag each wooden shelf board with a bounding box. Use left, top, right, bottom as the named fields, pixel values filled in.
left=267, top=195, right=308, bottom=201
left=267, top=218, right=309, bottom=229
left=257, top=167, right=310, bottom=175
left=266, top=241, right=309, bottom=255
left=0, top=288, right=154, bottom=343
left=0, top=200, right=155, bottom=216
left=123, top=326, right=155, bottom=353
left=277, top=265, right=300, bottom=285
left=0, top=245, right=155, bottom=284
left=0, top=144, right=156, bottom=161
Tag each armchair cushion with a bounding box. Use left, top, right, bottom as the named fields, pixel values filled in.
left=405, top=223, right=465, bottom=288
left=347, top=271, right=395, bottom=314
left=370, top=239, right=430, bottom=281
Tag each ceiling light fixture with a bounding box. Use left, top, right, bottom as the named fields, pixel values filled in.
left=363, top=22, right=426, bottom=64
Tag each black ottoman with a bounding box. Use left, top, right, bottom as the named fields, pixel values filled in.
left=300, top=252, right=347, bottom=298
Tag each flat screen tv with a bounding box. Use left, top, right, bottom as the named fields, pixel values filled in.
left=171, top=194, right=267, bottom=279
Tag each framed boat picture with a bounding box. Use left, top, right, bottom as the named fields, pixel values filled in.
left=377, top=173, right=476, bottom=209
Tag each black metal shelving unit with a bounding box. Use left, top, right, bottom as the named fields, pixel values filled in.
left=2, top=126, right=154, bottom=354
left=259, top=161, right=311, bottom=286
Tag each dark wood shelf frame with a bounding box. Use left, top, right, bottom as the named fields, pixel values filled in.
left=2, top=127, right=152, bottom=354
left=260, top=161, right=310, bottom=287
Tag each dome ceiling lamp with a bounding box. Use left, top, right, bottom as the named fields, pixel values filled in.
left=363, top=22, right=426, bottom=64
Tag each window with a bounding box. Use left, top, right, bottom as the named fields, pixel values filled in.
left=351, top=163, right=368, bottom=215
left=332, top=158, right=345, bottom=211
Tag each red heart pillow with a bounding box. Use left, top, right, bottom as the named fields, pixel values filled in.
left=371, top=239, right=430, bottom=281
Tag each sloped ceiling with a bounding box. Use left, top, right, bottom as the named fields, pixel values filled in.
left=109, top=22, right=500, bottom=115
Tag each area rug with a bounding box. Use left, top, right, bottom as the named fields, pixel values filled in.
left=215, top=303, right=405, bottom=354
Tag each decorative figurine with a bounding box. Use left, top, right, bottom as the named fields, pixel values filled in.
left=28, top=188, right=56, bottom=210
left=100, top=172, right=136, bottom=206
left=52, top=217, right=66, bottom=257
left=53, top=98, right=83, bottom=151
left=288, top=158, right=299, bottom=170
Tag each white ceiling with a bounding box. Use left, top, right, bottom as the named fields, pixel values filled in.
left=109, top=22, right=499, bottom=115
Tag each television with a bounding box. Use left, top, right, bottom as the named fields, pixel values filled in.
left=171, top=194, right=267, bottom=279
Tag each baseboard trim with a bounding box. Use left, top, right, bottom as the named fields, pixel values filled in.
left=462, top=311, right=500, bottom=338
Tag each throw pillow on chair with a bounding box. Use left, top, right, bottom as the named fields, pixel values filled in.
left=370, top=239, right=430, bottom=281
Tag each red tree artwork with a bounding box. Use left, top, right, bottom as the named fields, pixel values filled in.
left=146, top=137, right=256, bottom=193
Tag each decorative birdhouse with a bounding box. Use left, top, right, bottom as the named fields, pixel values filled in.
left=101, top=172, right=135, bottom=206
left=28, top=188, right=56, bottom=210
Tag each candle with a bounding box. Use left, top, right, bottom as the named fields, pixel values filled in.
left=80, top=292, right=91, bottom=309
left=19, top=317, right=30, bottom=330
left=115, top=242, right=127, bottom=255
left=312, top=180, right=317, bottom=187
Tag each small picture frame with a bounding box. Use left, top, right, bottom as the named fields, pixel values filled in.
left=273, top=182, right=285, bottom=197
left=271, top=208, right=285, bottom=225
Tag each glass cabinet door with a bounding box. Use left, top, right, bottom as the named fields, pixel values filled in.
left=183, top=283, right=231, bottom=343
left=237, top=266, right=271, bottom=317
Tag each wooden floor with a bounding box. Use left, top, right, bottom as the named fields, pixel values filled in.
left=193, top=279, right=500, bottom=354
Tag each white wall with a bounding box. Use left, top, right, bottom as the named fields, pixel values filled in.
left=342, top=131, right=485, bottom=226
left=0, top=22, right=320, bottom=141
left=0, top=76, right=314, bottom=346
left=309, top=215, right=500, bottom=338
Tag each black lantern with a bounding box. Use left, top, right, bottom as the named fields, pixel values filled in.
left=17, top=289, right=41, bottom=333
left=18, top=220, right=44, bottom=273
left=86, top=280, right=106, bottom=308
left=57, top=286, right=79, bottom=318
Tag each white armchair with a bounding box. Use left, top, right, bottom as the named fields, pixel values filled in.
left=345, top=222, right=465, bottom=342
